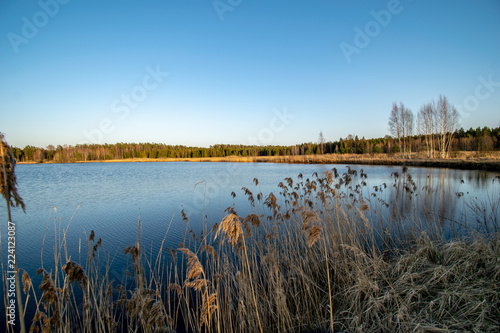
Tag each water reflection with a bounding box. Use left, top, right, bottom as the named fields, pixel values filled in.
left=358, top=167, right=499, bottom=242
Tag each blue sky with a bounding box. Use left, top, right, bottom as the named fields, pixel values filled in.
left=1, top=0, right=499, bottom=148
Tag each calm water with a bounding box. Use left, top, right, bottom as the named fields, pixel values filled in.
left=1, top=162, right=499, bottom=325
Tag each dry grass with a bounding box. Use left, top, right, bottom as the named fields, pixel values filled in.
left=19, top=152, right=500, bottom=171
left=5, top=168, right=500, bottom=332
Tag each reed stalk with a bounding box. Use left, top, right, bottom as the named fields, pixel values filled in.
left=6, top=162, right=500, bottom=332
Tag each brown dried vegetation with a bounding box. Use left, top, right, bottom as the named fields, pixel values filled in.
left=5, top=166, right=500, bottom=332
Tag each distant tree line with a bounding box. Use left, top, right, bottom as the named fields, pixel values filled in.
left=12, top=124, right=500, bottom=163
left=7, top=95, right=498, bottom=163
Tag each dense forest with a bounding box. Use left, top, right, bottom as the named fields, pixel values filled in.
left=12, top=126, right=500, bottom=163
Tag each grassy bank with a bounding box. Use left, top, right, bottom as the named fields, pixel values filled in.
left=8, top=168, right=499, bottom=333
left=18, top=151, right=500, bottom=171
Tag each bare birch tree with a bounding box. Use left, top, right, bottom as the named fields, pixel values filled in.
left=436, top=95, right=459, bottom=158
left=389, top=102, right=413, bottom=158
left=417, top=102, right=436, bottom=158
left=403, top=107, right=414, bottom=158
left=318, top=131, right=325, bottom=155
left=388, top=102, right=403, bottom=157
left=400, top=102, right=407, bottom=157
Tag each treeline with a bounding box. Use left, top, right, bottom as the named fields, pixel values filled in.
left=11, top=125, right=500, bottom=163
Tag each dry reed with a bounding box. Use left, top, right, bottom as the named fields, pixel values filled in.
left=5, top=166, right=500, bottom=332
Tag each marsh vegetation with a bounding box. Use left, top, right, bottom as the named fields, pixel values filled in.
left=5, top=167, right=499, bottom=333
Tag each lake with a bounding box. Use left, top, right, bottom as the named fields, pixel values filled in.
left=1, top=161, right=499, bottom=328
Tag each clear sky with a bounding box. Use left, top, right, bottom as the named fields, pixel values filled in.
left=1, top=0, right=499, bottom=148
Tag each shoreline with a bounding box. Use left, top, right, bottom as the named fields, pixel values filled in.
left=18, top=152, right=500, bottom=171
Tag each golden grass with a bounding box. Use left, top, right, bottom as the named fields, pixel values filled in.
left=5, top=168, right=500, bottom=332
left=19, top=151, right=500, bottom=171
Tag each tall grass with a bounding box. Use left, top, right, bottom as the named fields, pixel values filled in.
left=34, top=151, right=500, bottom=172
left=6, top=168, right=500, bottom=332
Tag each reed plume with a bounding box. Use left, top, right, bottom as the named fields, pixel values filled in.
left=62, top=261, right=88, bottom=289
left=200, top=244, right=216, bottom=259
left=214, top=213, right=243, bottom=247
left=179, top=247, right=204, bottom=281
left=22, top=270, right=31, bottom=294
left=215, top=213, right=263, bottom=333
left=37, top=271, right=58, bottom=306
left=244, top=213, right=261, bottom=228
left=201, top=293, right=218, bottom=328
left=15, top=167, right=500, bottom=332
